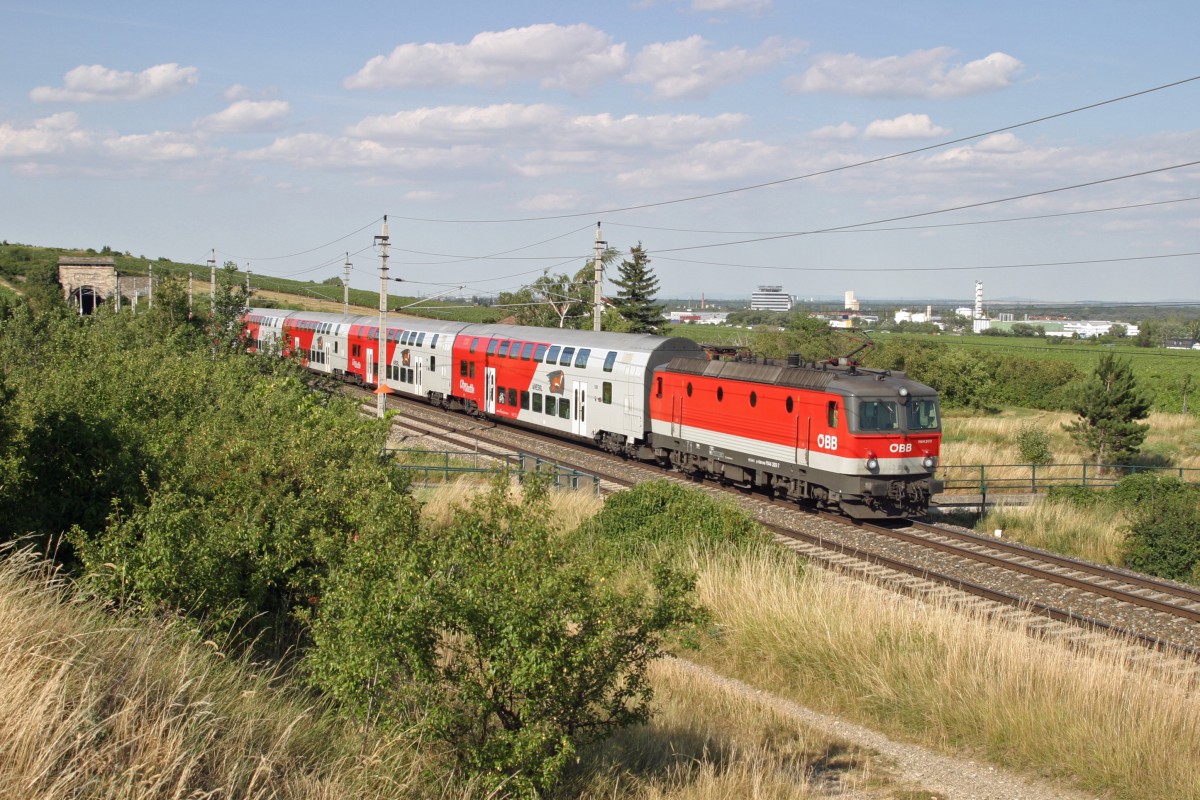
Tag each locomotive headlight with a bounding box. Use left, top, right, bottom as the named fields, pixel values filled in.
left=866, top=454, right=880, bottom=472
left=897, top=386, right=909, bottom=404
left=922, top=455, right=937, bottom=470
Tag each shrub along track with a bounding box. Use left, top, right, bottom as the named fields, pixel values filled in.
left=367, top=389, right=1200, bottom=667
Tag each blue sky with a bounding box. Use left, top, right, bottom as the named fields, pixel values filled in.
left=2, top=0, right=1198, bottom=306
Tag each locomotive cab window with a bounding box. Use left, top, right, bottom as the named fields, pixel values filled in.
left=827, top=401, right=839, bottom=429
left=906, top=398, right=941, bottom=431
left=857, top=400, right=899, bottom=432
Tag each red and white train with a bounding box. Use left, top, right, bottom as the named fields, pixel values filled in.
left=243, top=308, right=942, bottom=518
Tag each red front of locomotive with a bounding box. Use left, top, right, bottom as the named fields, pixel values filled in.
left=648, top=359, right=942, bottom=518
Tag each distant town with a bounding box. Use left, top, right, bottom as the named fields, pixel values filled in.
left=660, top=282, right=1200, bottom=349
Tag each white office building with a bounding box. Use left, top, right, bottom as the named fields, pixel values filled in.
left=750, top=285, right=792, bottom=312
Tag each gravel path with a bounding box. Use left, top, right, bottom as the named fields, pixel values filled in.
left=670, top=658, right=1101, bottom=800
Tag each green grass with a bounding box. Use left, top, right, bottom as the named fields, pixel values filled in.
left=887, top=332, right=1200, bottom=414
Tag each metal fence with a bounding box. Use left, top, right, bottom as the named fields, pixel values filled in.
left=381, top=447, right=602, bottom=494
left=939, top=463, right=1200, bottom=495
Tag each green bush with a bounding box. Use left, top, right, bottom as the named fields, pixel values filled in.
left=1015, top=423, right=1054, bottom=465
left=574, top=480, right=767, bottom=562
left=307, top=476, right=707, bottom=797
left=1116, top=474, right=1200, bottom=582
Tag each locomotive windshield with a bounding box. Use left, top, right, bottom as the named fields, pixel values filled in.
left=853, top=397, right=941, bottom=432
left=906, top=397, right=940, bottom=431
left=856, top=400, right=899, bottom=431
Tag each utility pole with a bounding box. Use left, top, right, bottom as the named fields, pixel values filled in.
left=343, top=252, right=351, bottom=313
left=592, top=222, right=606, bottom=332
left=246, top=266, right=251, bottom=296
left=208, top=249, right=216, bottom=319
left=187, top=271, right=193, bottom=318
left=148, top=263, right=153, bottom=308
left=115, top=275, right=121, bottom=313
left=374, top=217, right=390, bottom=419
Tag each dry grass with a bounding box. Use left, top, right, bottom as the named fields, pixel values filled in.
left=941, top=410, right=1200, bottom=472
left=572, top=658, right=887, bottom=799
left=688, top=544, right=1200, bottom=800
left=415, top=479, right=604, bottom=533
left=978, top=498, right=1130, bottom=564
left=0, top=548, right=484, bottom=800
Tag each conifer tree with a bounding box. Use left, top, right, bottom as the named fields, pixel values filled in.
left=611, top=243, right=665, bottom=334
left=1063, top=353, right=1151, bottom=467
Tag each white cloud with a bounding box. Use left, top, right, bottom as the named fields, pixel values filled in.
left=31, top=63, right=198, bottom=102
left=563, top=111, right=747, bottom=147
left=224, top=84, right=253, bottom=101
left=345, top=23, right=627, bottom=92
left=628, top=35, right=800, bottom=99
left=517, top=191, right=586, bottom=211
left=103, top=131, right=203, bottom=161
left=810, top=122, right=858, bottom=140
left=787, top=47, right=1022, bottom=97
left=614, top=138, right=789, bottom=187
left=0, top=112, right=91, bottom=157
left=197, top=100, right=291, bottom=133
left=348, top=104, right=561, bottom=142
left=864, top=113, right=949, bottom=139
left=346, top=104, right=745, bottom=152
left=242, top=133, right=494, bottom=173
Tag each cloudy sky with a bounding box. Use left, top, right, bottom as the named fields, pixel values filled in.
left=2, top=0, right=1198, bottom=305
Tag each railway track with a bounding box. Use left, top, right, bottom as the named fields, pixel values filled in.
left=366, top=389, right=1200, bottom=663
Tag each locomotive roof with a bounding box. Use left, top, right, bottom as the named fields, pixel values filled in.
left=661, top=357, right=933, bottom=397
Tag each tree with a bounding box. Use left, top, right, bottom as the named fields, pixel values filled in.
left=1063, top=353, right=1151, bottom=467
left=307, top=476, right=705, bottom=797
left=611, top=243, right=665, bottom=334
left=208, top=262, right=251, bottom=353
left=499, top=247, right=618, bottom=329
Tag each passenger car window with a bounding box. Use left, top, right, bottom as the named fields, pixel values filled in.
left=559, top=347, right=575, bottom=366
left=603, top=351, right=617, bottom=373
left=575, top=348, right=590, bottom=368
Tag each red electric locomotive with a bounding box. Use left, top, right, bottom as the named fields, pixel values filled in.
left=647, top=357, right=941, bottom=518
